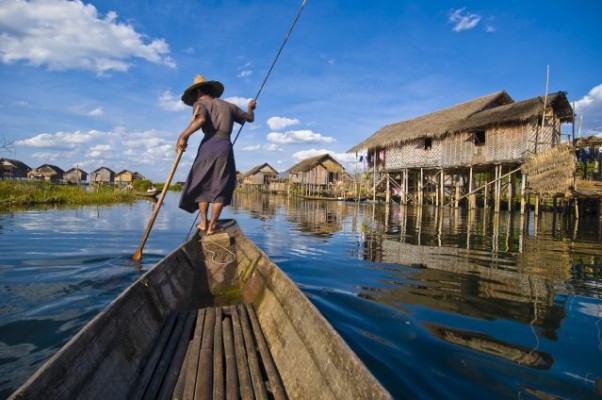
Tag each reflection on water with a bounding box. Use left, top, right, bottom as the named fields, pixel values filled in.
left=229, top=193, right=602, bottom=399
left=1, top=192, right=601, bottom=399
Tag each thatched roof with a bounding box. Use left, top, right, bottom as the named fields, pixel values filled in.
left=288, top=154, right=345, bottom=173
left=35, top=164, right=65, bottom=174
left=244, top=163, right=278, bottom=177
left=65, top=167, right=88, bottom=175
left=0, top=158, right=31, bottom=170
left=348, top=91, right=574, bottom=152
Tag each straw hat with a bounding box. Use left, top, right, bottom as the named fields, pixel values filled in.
left=181, top=75, right=224, bottom=106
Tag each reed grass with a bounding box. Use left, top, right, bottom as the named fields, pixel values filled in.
left=0, top=181, right=138, bottom=207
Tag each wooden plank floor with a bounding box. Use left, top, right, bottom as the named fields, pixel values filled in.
left=132, top=304, right=287, bottom=400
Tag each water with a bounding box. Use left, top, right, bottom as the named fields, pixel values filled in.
left=1, top=192, right=601, bottom=399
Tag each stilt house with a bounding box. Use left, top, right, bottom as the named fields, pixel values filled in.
left=27, top=164, right=65, bottom=182
left=288, top=154, right=349, bottom=197
left=90, top=167, right=115, bottom=184
left=64, top=167, right=88, bottom=183
left=115, top=170, right=144, bottom=186
left=348, top=90, right=574, bottom=208
left=0, top=158, right=31, bottom=179
left=242, top=163, right=279, bottom=187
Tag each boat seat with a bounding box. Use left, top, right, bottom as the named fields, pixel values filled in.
left=130, top=304, right=288, bottom=400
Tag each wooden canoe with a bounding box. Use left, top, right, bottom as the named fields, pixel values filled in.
left=10, top=219, right=391, bottom=400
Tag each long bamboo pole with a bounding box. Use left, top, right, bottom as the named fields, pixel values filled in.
left=132, top=149, right=184, bottom=261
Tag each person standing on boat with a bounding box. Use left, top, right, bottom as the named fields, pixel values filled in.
left=176, top=75, right=256, bottom=234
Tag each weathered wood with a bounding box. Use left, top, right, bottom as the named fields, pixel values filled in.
left=246, top=304, right=288, bottom=400
left=172, top=342, right=192, bottom=400
left=239, top=305, right=268, bottom=400
left=129, top=313, right=178, bottom=400
left=231, top=306, right=254, bottom=400
left=196, top=307, right=215, bottom=400
left=144, top=312, right=189, bottom=400
left=222, top=309, right=238, bottom=400
left=157, top=311, right=196, bottom=400
left=213, top=307, right=224, bottom=400
left=182, top=309, right=206, bottom=400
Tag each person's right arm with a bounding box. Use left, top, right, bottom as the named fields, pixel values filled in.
left=176, top=106, right=205, bottom=152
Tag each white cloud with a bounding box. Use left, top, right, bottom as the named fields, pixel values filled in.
left=448, top=8, right=481, bottom=32
left=241, top=144, right=261, bottom=151
left=224, top=96, right=252, bottom=109
left=267, top=130, right=335, bottom=144
left=238, top=70, right=252, bottom=78
left=16, top=130, right=98, bottom=148
left=0, top=0, right=175, bottom=73
left=575, top=84, right=602, bottom=134
left=264, top=144, right=282, bottom=152
left=87, top=107, right=103, bottom=117
left=158, top=90, right=187, bottom=111
left=267, top=116, right=299, bottom=130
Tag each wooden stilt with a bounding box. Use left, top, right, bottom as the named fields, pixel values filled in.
left=494, top=165, right=501, bottom=213
left=435, top=172, right=439, bottom=207
left=508, top=171, right=514, bottom=212
left=520, top=173, right=526, bottom=215
left=484, top=170, right=489, bottom=209
left=454, top=174, right=460, bottom=209
left=440, top=170, right=445, bottom=207
left=386, top=173, right=390, bottom=203
left=468, top=166, right=475, bottom=210
left=419, top=168, right=424, bottom=206
left=535, top=194, right=540, bottom=217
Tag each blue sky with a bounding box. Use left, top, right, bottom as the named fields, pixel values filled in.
left=1, top=0, right=601, bottom=182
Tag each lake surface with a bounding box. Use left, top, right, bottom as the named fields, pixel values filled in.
left=1, top=191, right=602, bottom=399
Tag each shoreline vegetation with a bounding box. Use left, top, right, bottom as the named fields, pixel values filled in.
left=0, top=180, right=182, bottom=208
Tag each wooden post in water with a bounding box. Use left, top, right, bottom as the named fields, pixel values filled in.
left=508, top=171, right=514, bottom=212
left=419, top=168, right=424, bottom=206
left=535, top=194, right=540, bottom=217
left=440, top=168, right=445, bottom=206
left=454, top=174, right=460, bottom=208
left=520, top=173, right=527, bottom=215
left=468, top=166, right=475, bottom=210
left=385, top=173, right=390, bottom=203
left=494, top=165, right=501, bottom=213
left=402, top=169, right=408, bottom=205
left=484, top=170, right=489, bottom=209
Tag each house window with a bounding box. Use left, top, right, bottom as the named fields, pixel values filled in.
left=424, top=138, right=432, bottom=150
left=474, top=131, right=486, bottom=146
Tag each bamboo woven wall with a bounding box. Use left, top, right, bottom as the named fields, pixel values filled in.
left=386, top=138, right=442, bottom=169
left=384, top=119, right=566, bottom=171
left=521, top=144, right=575, bottom=196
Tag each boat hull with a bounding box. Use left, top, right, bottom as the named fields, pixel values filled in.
left=10, top=220, right=391, bottom=399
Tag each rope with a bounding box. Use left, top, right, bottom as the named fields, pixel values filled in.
left=232, top=0, right=308, bottom=146
left=199, top=235, right=236, bottom=265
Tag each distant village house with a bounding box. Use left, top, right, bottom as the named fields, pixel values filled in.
left=288, top=154, right=349, bottom=197
left=90, top=167, right=115, bottom=184
left=115, top=170, right=145, bottom=186
left=27, top=164, right=65, bottom=182
left=64, top=167, right=88, bottom=183
left=0, top=158, right=31, bottom=179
